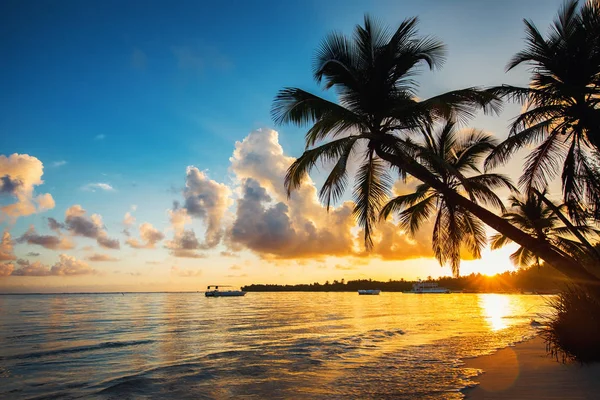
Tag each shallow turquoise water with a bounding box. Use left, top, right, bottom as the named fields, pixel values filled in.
left=0, top=292, right=550, bottom=399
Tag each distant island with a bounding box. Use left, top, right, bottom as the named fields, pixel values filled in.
left=242, top=265, right=565, bottom=293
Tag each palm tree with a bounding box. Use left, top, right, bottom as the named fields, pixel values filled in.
left=272, top=15, right=600, bottom=283
left=380, top=121, right=515, bottom=277
left=491, top=190, right=599, bottom=268
left=487, top=0, right=600, bottom=222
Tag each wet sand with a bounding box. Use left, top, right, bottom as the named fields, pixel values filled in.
left=463, top=336, right=600, bottom=399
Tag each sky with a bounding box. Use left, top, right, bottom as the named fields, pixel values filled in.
left=0, top=0, right=565, bottom=292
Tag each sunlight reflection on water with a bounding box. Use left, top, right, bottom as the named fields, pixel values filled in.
left=0, top=293, right=550, bottom=399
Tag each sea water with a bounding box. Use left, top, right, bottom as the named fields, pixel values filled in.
left=0, top=292, right=550, bottom=399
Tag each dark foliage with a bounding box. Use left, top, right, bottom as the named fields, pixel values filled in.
left=542, top=284, right=600, bottom=363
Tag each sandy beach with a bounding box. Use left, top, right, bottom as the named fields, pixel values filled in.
left=463, top=336, right=600, bottom=399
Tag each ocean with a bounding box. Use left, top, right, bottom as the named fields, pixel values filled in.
left=0, top=292, right=550, bottom=399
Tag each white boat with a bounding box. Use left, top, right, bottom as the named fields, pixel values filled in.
left=358, top=289, right=381, bottom=295
left=405, top=280, right=450, bottom=294
left=205, top=285, right=246, bottom=297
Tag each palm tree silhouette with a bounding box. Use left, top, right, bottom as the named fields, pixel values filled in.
left=491, top=190, right=599, bottom=268
left=380, top=121, right=515, bottom=277
left=487, top=0, right=600, bottom=222
left=272, top=15, right=599, bottom=283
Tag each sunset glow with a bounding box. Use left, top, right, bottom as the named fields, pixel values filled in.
left=0, top=0, right=566, bottom=292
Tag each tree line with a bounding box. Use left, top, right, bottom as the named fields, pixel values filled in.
left=242, top=264, right=566, bottom=293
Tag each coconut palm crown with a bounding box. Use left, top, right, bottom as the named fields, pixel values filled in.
left=272, top=15, right=500, bottom=249
left=491, top=190, right=599, bottom=268
left=487, top=0, right=600, bottom=222
left=380, top=121, right=515, bottom=276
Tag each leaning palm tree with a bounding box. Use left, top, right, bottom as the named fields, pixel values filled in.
left=491, top=190, right=599, bottom=268
left=380, top=121, right=515, bottom=277
left=487, top=0, right=600, bottom=222
left=272, top=15, right=600, bottom=283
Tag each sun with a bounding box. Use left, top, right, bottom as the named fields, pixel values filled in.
left=461, top=246, right=518, bottom=276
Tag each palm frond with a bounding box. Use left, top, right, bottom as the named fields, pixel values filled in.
left=490, top=232, right=513, bottom=249
left=319, top=137, right=359, bottom=210
left=285, top=136, right=362, bottom=196
left=272, top=88, right=363, bottom=146
left=353, top=151, right=393, bottom=249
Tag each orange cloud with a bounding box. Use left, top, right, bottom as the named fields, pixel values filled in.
left=126, top=223, right=164, bottom=249
left=11, top=254, right=96, bottom=276
left=87, top=253, right=120, bottom=262
left=0, top=231, right=16, bottom=261
left=0, top=154, right=55, bottom=221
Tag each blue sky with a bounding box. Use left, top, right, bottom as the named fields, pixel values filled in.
left=0, top=0, right=565, bottom=291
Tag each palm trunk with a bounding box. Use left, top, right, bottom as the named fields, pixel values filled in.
left=374, top=145, right=600, bottom=284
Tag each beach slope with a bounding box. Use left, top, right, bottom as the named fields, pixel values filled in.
left=464, top=336, right=600, bottom=399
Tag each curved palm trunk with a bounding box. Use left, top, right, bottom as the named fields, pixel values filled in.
left=374, top=145, right=600, bottom=284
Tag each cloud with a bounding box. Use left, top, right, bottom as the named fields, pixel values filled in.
left=126, top=223, right=164, bottom=249
left=94, top=134, right=106, bottom=140
left=0, top=154, right=55, bottom=220
left=0, top=175, right=22, bottom=194
left=0, top=231, right=16, bottom=261
left=165, top=229, right=207, bottom=258
left=48, top=217, right=65, bottom=232
left=168, top=206, right=191, bottom=234
left=87, top=253, right=119, bottom=262
left=225, top=129, right=432, bottom=261
left=131, top=47, right=147, bottom=70
left=0, top=263, right=14, bottom=277
left=10, top=255, right=96, bottom=276
left=11, top=260, right=51, bottom=276
left=181, top=167, right=231, bottom=248
left=81, top=183, right=115, bottom=192
left=50, top=161, right=67, bottom=168
left=164, top=205, right=205, bottom=258
left=51, top=254, right=96, bottom=275
left=122, top=206, right=137, bottom=236
left=62, top=205, right=120, bottom=249
left=335, top=264, right=357, bottom=270
left=26, top=252, right=40, bottom=257
left=97, top=234, right=120, bottom=249
left=36, top=193, right=55, bottom=211
left=17, top=226, right=75, bottom=250
left=229, top=265, right=242, bottom=270
left=220, top=251, right=238, bottom=257
left=170, top=266, right=202, bottom=277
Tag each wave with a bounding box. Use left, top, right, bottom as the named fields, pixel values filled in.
left=0, top=339, right=155, bottom=361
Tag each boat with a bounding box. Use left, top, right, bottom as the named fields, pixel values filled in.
left=358, top=289, right=381, bottom=295
left=405, top=280, right=450, bottom=294
left=204, top=285, right=247, bottom=297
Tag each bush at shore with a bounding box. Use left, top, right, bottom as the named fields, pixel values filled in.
left=543, top=284, right=600, bottom=363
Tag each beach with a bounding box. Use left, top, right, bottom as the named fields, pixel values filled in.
left=464, top=336, right=600, bottom=399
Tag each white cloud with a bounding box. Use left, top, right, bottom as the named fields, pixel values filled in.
left=50, top=161, right=67, bottom=168
left=81, top=183, right=115, bottom=192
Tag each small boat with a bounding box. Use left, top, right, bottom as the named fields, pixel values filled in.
left=405, top=280, right=450, bottom=294
left=205, top=285, right=246, bottom=297
left=358, top=289, right=381, bottom=295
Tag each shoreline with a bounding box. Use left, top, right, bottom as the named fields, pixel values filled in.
left=461, top=335, right=600, bottom=399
